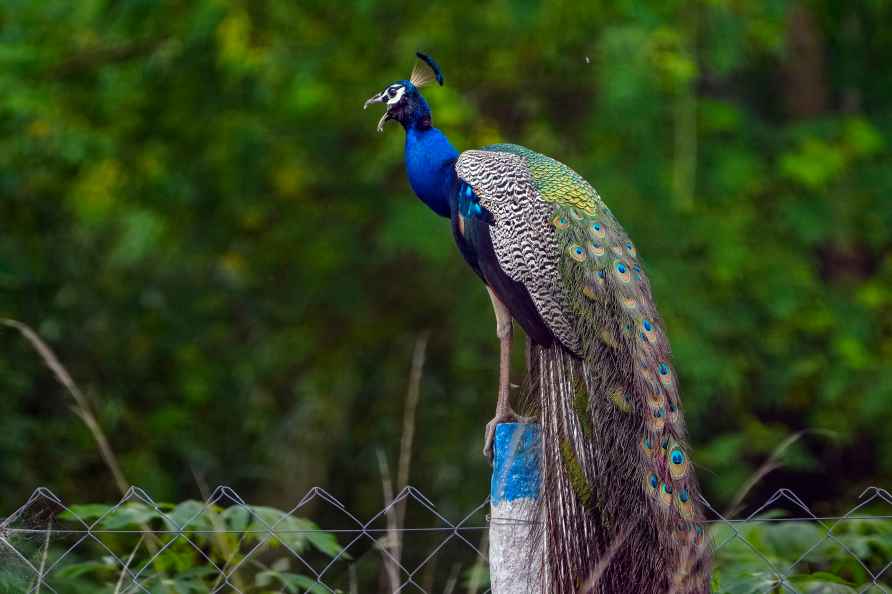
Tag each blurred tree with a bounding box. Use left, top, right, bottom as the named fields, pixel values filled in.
left=0, top=0, right=891, bottom=528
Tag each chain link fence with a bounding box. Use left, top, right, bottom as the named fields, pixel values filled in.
left=1, top=485, right=890, bottom=594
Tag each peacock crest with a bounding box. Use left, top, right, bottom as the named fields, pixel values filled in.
left=409, top=52, right=444, bottom=88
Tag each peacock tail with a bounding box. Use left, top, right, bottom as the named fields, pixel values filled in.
left=456, top=144, right=710, bottom=594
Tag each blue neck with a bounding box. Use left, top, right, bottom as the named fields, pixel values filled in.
left=404, top=126, right=459, bottom=218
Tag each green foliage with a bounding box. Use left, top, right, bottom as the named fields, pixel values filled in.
left=712, top=514, right=892, bottom=593
left=0, top=500, right=345, bottom=594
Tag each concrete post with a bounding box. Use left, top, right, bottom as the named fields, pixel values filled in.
left=489, top=423, right=543, bottom=594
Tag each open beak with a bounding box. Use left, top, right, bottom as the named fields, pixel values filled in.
left=363, top=91, right=391, bottom=132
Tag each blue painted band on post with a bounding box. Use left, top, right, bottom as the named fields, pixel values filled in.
left=491, top=423, right=541, bottom=504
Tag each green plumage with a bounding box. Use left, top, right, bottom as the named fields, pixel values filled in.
left=560, top=438, right=593, bottom=508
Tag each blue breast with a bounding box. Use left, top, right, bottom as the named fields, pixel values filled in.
left=405, top=127, right=459, bottom=218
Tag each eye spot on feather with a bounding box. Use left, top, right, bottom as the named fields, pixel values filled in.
left=694, top=524, right=704, bottom=545
left=552, top=214, right=570, bottom=230
left=667, top=399, right=679, bottom=422
left=643, top=471, right=659, bottom=495
left=588, top=242, right=606, bottom=257
left=646, top=406, right=665, bottom=431
left=675, top=489, right=694, bottom=519
left=641, top=435, right=654, bottom=457
left=569, top=244, right=587, bottom=262
left=590, top=222, right=607, bottom=240
left=658, top=362, right=673, bottom=387
left=614, top=260, right=632, bottom=284
left=641, top=319, right=657, bottom=344
left=669, top=446, right=689, bottom=480
left=626, top=241, right=637, bottom=258
left=659, top=482, right=673, bottom=507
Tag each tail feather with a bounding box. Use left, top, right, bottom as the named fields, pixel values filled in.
left=528, top=343, right=711, bottom=594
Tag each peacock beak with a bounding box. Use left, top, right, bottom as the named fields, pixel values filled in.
left=364, top=91, right=392, bottom=133
left=363, top=91, right=386, bottom=110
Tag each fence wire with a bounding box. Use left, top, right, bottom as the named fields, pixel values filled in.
left=1, top=485, right=890, bottom=594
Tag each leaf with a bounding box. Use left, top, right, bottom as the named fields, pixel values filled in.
left=779, top=138, right=846, bottom=189
left=712, top=569, right=784, bottom=594
left=99, top=503, right=165, bottom=530
left=59, top=504, right=114, bottom=522
left=54, top=560, right=117, bottom=579
left=164, top=500, right=216, bottom=532
left=305, top=527, right=347, bottom=559
left=221, top=505, right=252, bottom=533
left=255, top=570, right=332, bottom=594
left=788, top=572, right=857, bottom=594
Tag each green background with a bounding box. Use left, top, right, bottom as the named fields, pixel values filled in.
left=2, top=0, right=891, bottom=528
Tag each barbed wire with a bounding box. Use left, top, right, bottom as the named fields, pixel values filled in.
left=1, top=485, right=890, bottom=594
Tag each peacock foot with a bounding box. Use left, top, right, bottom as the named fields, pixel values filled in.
left=483, top=409, right=535, bottom=464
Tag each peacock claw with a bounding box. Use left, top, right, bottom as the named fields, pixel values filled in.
left=483, top=409, right=535, bottom=464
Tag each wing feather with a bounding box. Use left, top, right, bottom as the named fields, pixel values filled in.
left=456, top=148, right=580, bottom=352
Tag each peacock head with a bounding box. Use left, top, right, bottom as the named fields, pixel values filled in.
left=364, top=52, right=443, bottom=132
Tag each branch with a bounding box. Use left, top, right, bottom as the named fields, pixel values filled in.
left=1, top=319, right=128, bottom=494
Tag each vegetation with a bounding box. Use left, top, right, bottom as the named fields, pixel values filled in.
left=2, top=0, right=891, bottom=591
left=713, top=514, right=892, bottom=593
left=1, top=500, right=346, bottom=594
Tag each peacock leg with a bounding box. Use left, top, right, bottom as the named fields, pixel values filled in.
left=483, top=287, right=531, bottom=461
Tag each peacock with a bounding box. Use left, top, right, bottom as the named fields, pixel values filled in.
left=365, top=53, right=711, bottom=594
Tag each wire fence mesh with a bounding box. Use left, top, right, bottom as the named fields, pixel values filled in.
left=1, top=485, right=890, bottom=594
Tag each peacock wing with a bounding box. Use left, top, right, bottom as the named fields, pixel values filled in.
left=455, top=146, right=580, bottom=353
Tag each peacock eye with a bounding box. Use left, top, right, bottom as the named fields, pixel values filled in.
left=388, top=88, right=396, bottom=97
